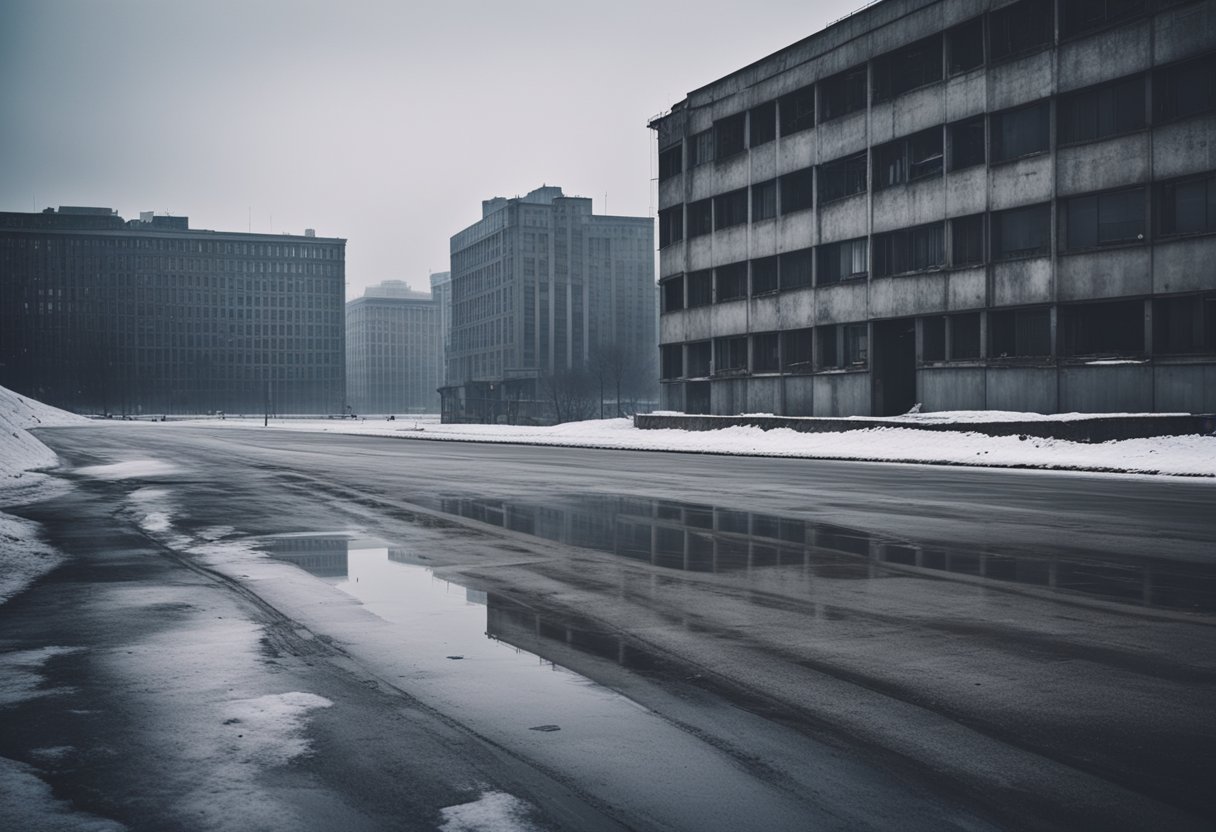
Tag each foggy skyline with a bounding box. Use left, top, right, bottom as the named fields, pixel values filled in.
left=1, top=0, right=860, bottom=300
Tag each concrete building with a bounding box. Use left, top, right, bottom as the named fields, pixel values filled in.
left=442, top=186, right=656, bottom=423
left=345, top=280, right=441, bottom=414
left=429, top=270, right=452, bottom=389
left=0, top=207, right=345, bottom=414
left=650, top=0, right=1216, bottom=416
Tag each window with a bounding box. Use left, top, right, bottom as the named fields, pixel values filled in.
left=750, top=101, right=777, bottom=147
left=952, top=312, right=982, bottom=359
left=779, top=85, right=815, bottom=135
left=713, top=336, right=748, bottom=374
left=715, top=262, right=747, bottom=302
left=687, top=199, right=712, bottom=238
left=817, top=325, right=839, bottom=368
left=874, top=128, right=943, bottom=189
left=658, top=144, right=682, bottom=180
left=753, top=332, right=780, bottom=372
left=949, top=116, right=985, bottom=170
left=818, top=152, right=867, bottom=203
left=844, top=324, right=869, bottom=366
left=658, top=206, right=683, bottom=248
left=686, top=270, right=712, bottom=307
left=991, top=101, right=1050, bottom=162
left=780, top=168, right=814, bottom=213
left=687, top=341, right=712, bottom=376
left=714, top=189, right=748, bottom=230
left=817, top=238, right=868, bottom=285
left=922, top=317, right=946, bottom=361
left=951, top=214, right=985, bottom=266
left=1058, top=75, right=1145, bottom=145
left=1158, top=174, right=1216, bottom=236
left=661, top=276, right=684, bottom=312
left=1154, top=295, right=1215, bottom=353
left=690, top=129, right=714, bottom=166
left=752, top=179, right=777, bottom=221
left=779, top=248, right=813, bottom=290
left=990, top=307, right=1052, bottom=357
left=948, top=17, right=984, bottom=75
left=1155, top=53, right=1216, bottom=122
left=782, top=328, right=814, bottom=372
left=1060, top=0, right=1148, bottom=40
left=714, top=113, right=746, bottom=160
left=661, top=344, right=683, bottom=379
left=873, top=34, right=942, bottom=102
left=989, top=0, right=1053, bottom=63
left=1062, top=188, right=1145, bottom=250
left=873, top=223, right=946, bottom=276
left=820, top=66, right=867, bottom=121
left=992, top=203, right=1051, bottom=259
left=751, top=256, right=778, bottom=295
left=1059, top=299, right=1144, bottom=356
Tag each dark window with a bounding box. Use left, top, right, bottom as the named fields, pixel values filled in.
left=1062, top=187, right=1145, bottom=250
left=990, top=307, right=1052, bottom=357
left=658, top=144, right=682, bottom=180
left=1060, top=0, right=1148, bottom=40
left=991, top=101, right=1050, bottom=162
left=820, top=66, right=867, bottom=121
left=874, top=223, right=946, bottom=277
left=922, top=316, right=946, bottom=361
left=752, top=179, right=777, bottom=221
left=685, top=380, right=710, bottom=413
left=780, top=168, right=814, bottom=213
left=949, top=116, right=986, bottom=170
left=873, top=34, right=942, bottom=102
left=1154, top=295, right=1215, bottom=353
left=753, top=332, right=780, bottom=372
left=658, top=206, right=683, bottom=248
left=1158, top=174, right=1216, bottom=236
left=751, top=256, right=778, bottom=295
left=750, top=101, right=777, bottom=147
left=993, top=203, right=1051, bottom=260
left=948, top=17, right=984, bottom=75
left=817, top=238, right=868, bottom=285
left=714, top=113, right=746, bottom=160
left=686, top=270, right=712, bottom=308
left=1154, top=53, right=1216, bottom=122
left=715, top=262, right=747, bottom=302
left=844, top=324, right=869, bottom=366
left=661, top=275, right=684, bottom=312
left=782, top=327, right=814, bottom=372
left=687, top=341, right=711, bottom=376
left=951, top=214, right=986, bottom=266
left=1059, top=75, right=1146, bottom=145
left=690, top=129, right=714, bottom=166
left=661, top=344, right=683, bottom=379
left=989, top=0, right=1053, bottom=63
left=714, top=189, right=748, bottom=230
left=779, top=248, right=813, bottom=290
left=817, top=325, right=839, bottom=368
left=818, top=152, right=867, bottom=203
left=1059, top=299, right=1145, bottom=356
left=951, top=312, right=982, bottom=359
left=713, top=336, right=748, bottom=374
left=687, top=199, right=712, bottom=238
left=779, top=85, right=816, bottom=135
left=874, top=128, right=943, bottom=189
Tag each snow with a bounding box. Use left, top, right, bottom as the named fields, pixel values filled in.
left=0, top=756, right=126, bottom=832
left=439, top=790, right=540, bottom=832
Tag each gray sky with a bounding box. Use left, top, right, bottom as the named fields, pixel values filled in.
left=1, top=0, right=859, bottom=299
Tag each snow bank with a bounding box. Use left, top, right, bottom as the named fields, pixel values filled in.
left=0, top=385, right=85, bottom=506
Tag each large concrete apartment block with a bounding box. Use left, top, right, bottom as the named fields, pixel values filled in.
left=0, top=207, right=346, bottom=415
left=650, top=0, right=1216, bottom=416
left=345, top=280, right=441, bottom=414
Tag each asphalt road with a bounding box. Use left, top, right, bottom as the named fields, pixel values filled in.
left=5, top=422, right=1215, bottom=831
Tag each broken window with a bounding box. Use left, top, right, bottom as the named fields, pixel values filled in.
left=1062, top=187, right=1145, bottom=250
left=750, top=101, right=777, bottom=147
left=686, top=270, right=712, bottom=308
left=817, top=238, right=868, bottom=285
left=951, top=312, right=982, bottom=359
left=992, top=203, right=1051, bottom=260
left=715, top=262, right=747, bottom=302
left=752, top=179, right=777, bottom=221
left=714, top=189, right=748, bottom=230
left=949, top=116, right=986, bottom=170
left=661, top=275, right=684, bottom=312
left=690, top=129, right=714, bottom=166
left=1153, top=53, right=1216, bottom=123
left=951, top=214, right=986, bottom=266
left=687, top=198, right=712, bottom=238
left=1058, top=299, right=1145, bottom=356
left=874, top=128, right=943, bottom=189
left=751, top=256, right=778, bottom=295
left=658, top=205, right=683, bottom=248
left=818, top=152, right=867, bottom=203
left=991, top=100, right=1050, bottom=162
left=819, top=66, right=867, bottom=121
left=714, top=113, right=746, bottom=160
left=1158, top=174, right=1216, bottom=236
left=779, top=85, right=816, bottom=136
left=990, top=307, right=1052, bottom=357
left=844, top=323, right=869, bottom=366
left=779, top=248, right=813, bottom=290
left=817, top=325, right=839, bottom=368
left=658, top=144, right=682, bottom=180
left=1060, top=0, right=1148, bottom=40
left=686, top=341, right=712, bottom=376
left=782, top=327, right=814, bottom=372
left=873, top=223, right=946, bottom=277
left=660, top=344, right=683, bottom=379
left=1058, top=74, right=1146, bottom=145
left=753, top=332, right=780, bottom=372
left=780, top=167, right=814, bottom=213
left=713, top=336, right=748, bottom=374
left=1153, top=295, right=1215, bottom=353
left=989, top=0, right=1053, bottom=63
left=873, top=34, right=943, bottom=102
left=922, top=316, right=947, bottom=361
left=948, top=17, right=984, bottom=75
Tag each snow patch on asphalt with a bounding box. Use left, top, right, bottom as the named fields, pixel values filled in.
left=219, top=691, right=334, bottom=767
left=439, top=790, right=540, bottom=832
left=0, top=646, right=81, bottom=706
left=74, top=459, right=179, bottom=480
left=0, top=755, right=126, bottom=832
left=0, top=513, right=67, bottom=607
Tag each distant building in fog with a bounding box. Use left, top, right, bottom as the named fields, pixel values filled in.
left=0, top=206, right=345, bottom=414
left=429, top=270, right=452, bottom=389
left=345, top=280, right=440, bottom=413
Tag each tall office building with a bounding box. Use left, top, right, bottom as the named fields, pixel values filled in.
left=0, top=207, right=345, bottom=414
left=345, top=280, right=440, bottom=413
left=429, top=270, right=452, bottom=389
left=651, top=0, right=1216, bottom=416
left=442, top=186, right=656, bottom=423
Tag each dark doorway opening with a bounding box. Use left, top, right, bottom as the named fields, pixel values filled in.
left=872, top=318, right=917, bottom=416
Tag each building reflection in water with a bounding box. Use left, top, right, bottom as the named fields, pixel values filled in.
left=261, top=535, right=350, bottom=578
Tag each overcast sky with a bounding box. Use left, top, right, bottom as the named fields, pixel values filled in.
left=1, top=0, right=860, bottom=299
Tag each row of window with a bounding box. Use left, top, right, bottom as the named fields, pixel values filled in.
left=658, top=0, right=1200, bottom=178
left=659, top=295, right=1215, bottom=380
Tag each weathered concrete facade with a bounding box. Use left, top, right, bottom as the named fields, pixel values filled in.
left=652, top=0, right=1216, bottom=416
left=345, top=281, right=440, bottom=414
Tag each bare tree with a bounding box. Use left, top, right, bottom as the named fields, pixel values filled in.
left=540, top=366, right=599, bottom=424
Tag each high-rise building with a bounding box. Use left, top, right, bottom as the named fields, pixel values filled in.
left=650, top=0, right=1216, bottom=416
left=429, top=270, right=452, bottom=389
left=0, top=207, right=345, bottom=414
left=443, top=186, right=656, bottom=423
left=345, top=280, right=440, bottom=414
